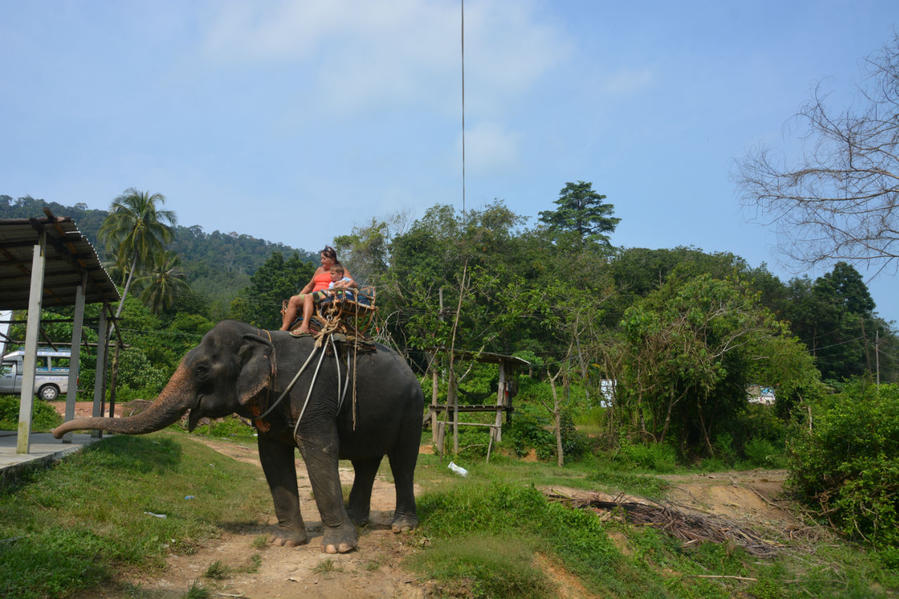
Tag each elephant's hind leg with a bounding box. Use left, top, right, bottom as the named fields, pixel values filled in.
left=347, top=456, right=382, bottom=526
left=387, top=444, right=419, bottom=533
left=258, top=437, right=309, bottom=547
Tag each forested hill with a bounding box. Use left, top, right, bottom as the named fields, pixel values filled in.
left=0, top=194, right=317, bottom=314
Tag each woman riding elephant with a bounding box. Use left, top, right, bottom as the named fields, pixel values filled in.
left=280, top=245, right=351, bottom=333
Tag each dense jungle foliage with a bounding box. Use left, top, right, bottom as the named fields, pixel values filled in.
left=2, top=189, right=898, bottom=553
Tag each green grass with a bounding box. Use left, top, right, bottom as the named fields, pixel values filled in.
left=408, top=465, right=899, bottom=598
left=408, top=533, right=553, bottom=598
left=203, top=560, right=229, bottom=580
left=0, top=431, right=271, bottom=599
left=2, top=426, right=896, bottom=598
left=415, top=452, right=670, bottom=499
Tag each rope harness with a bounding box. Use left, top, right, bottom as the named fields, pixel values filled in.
left=257, top=289, right=376, bottom=441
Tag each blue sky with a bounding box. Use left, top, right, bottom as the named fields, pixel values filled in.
left=1, top=1, right=897, bottom=324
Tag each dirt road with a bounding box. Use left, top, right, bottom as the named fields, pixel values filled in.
left=71, top=435, right=428, bottom=599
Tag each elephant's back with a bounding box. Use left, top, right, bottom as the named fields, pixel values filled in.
left=337, top=345, right=423, bottom=456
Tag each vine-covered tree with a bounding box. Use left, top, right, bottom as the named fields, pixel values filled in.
left=616, top=274, right=817, bottom=455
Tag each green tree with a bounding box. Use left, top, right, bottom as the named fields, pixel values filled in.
left=617, top=275, right=815, bottom=456
left=135, top=251, right=190, bottom=314
left=782, top=262, right=880, bottom=381
left=334, top=217, right=394, bottom=286
left=539, top=181, right=620, bottom=247
left=231, top=252, right=314, bottom=329
left=98, top=189, right=176, bottom=321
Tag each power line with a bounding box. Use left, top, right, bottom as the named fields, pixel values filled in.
left=460, top=0, right=466, bottom=214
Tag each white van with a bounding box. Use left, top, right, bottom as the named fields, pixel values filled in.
left=0, top=348, right=71, bottom=401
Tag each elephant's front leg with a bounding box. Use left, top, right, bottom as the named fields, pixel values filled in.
left=296, top=423, right=358, bottom=553
left=258, top=435, right=309, bottom=547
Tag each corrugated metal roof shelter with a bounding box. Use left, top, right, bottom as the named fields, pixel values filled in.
left=0, top=211, right=120, bottom=454
left=0, top=216, right=119, bottom=309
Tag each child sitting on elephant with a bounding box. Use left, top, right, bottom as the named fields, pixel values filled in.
left=294, top=264, right=357, bottom=334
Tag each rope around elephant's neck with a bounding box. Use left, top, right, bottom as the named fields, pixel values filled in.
left=256, top=343, right=319, bottom=421
left=292, top=339, right=329, bottom=440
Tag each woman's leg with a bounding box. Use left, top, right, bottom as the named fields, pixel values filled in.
left=296, top=294, right=316, bottom=333
left=280, top=294, right=305, bottom=331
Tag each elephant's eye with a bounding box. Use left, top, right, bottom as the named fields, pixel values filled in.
left=195, top=362, right=211, bottom=381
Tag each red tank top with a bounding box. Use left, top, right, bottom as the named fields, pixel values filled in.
left=312, top=270, right=332, bottom=292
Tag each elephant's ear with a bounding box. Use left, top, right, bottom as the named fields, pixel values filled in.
left=236, top=334, right=274, bottom=406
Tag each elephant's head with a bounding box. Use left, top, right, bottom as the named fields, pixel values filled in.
left=52, top=320, right=275, bottom=438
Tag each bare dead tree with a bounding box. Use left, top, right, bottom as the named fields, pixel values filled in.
left=739, top=34, right=899, bottom=273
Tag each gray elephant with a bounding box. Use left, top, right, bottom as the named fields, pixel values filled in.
left=53, top=320, right=424, bottom=554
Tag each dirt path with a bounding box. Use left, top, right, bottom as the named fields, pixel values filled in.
left=71, top=435, right=427, bottom=599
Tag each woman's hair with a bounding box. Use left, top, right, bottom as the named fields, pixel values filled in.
left=320, top=245, right=338, bottom=261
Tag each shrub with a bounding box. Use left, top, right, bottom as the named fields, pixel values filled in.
left=501, top=409, right=589, bottom=462
left=743, top=438, right=784, bottom=468
left=788, top=382, right=899, bottom=549
left=503, top=410, right=555, bottom=459
left=0, top=395, right=62, bottom=431
left=612, top=440, right=677, bottom=472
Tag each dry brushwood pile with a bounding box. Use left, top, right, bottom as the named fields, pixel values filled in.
left=543, top=488, right=781, bottom=557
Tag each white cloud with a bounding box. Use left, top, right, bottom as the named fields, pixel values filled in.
left=199, top=0, right=570, bottom=116
left=460, top=121, right=520, bottom=174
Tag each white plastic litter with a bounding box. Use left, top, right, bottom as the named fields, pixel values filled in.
left=144, top=511, right=167, bottom=519
left=447, top=461, right=469, bottom=477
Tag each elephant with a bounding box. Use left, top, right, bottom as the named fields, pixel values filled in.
left=52, top=320, right=424, bottom=554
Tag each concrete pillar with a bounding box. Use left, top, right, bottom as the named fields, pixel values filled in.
left=62, top=273, right=87, bottom=443
left=16, top=234, right=46, bottom=454
left=91, top=305, right=108, bottom=438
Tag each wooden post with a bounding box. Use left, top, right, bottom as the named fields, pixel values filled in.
left=431, top=367, right=439, bottom=443
left=109, top=340, right=120, bottom=419
left=492, top=361, right=506, bottom=445
left=62, top=273, right=87, bottom=443
left=450, top=370, right=459, bottom=455
left=435, top=421, right=445, bottom=456
left=16, top=234, right=46, bottom=454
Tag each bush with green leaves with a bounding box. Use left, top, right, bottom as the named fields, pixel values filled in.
left=611, top=439, right=678, bottom=472
left=502, top=409, right=557, bottom=460
left=788, top=382, right=899, bottom=550
left=0, top=396, right=62, bottom=431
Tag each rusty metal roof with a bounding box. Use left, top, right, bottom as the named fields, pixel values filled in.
left=0, top=215, right=120, bottom=309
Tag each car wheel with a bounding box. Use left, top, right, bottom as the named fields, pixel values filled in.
left=38, top=384, right=59, bottom=401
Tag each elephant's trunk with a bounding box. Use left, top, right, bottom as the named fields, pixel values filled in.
left=52, top=362, right=195, bottom=438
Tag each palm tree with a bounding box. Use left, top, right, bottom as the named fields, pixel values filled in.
left=136, top=251, right=189, bottom=314
left=98, top=189, right=176, bottom=320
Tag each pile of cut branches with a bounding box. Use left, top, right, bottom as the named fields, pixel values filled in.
left=544, top=488, right=781, bottom=557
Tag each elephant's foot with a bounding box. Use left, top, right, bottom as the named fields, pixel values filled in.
left=391, top=512, right=418, bottom=534
left=269, top=524, right=309, bottom=547
left=346, top=505, right=370, bottom=528
left=322, top=520, right=358, bottom=554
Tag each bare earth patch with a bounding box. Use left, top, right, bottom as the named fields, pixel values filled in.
left=659, top=469, right=805, bottom=533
